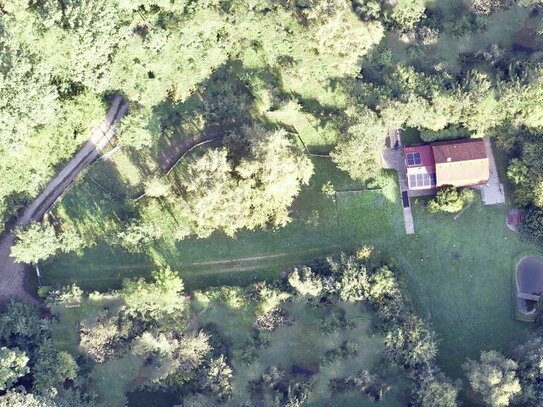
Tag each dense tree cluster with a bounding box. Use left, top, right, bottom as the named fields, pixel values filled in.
left=464, top=351, right=521, bottom=407
left=170, top=126, right=313, bottom=238
left=2, top=0, right=543, bottom=405
left=0, top=0, right=384, bottom=230
left=0, top=301, right=84, bottom=406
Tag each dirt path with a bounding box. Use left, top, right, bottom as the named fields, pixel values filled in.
left=0, top=96, right=128, bottom=304
left=158, top=124, right=223, bottom=174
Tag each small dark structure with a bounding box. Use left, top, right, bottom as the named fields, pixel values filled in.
left=401, top=191, right=409, bottom=208
left=507, top=209, right=523, bottom=232
left=516, top=256, right=543, bottom=315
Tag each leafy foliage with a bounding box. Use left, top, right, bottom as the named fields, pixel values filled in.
left=288, top=266, right=323, bottom=298
left=463, top=351, right=521, bottom=407
left=203, top=355, right=233, bottom=402
left=121, top=268, right=187, bottom=322
left=391, top=0, right=426, bottom=31
left=11, top=222, right=61, bottom=264
left=428, top=187, right=476, bottom=214
left=0, top=347, right=28, bottom=391
left=513, top=336, right=543, bottom=406
left=414, top=370, right=460, bottom=407
left=32, top=341, right=78, bottom=395
left=116, top=219, right=162, bottom=253
left=179, top=126, right=313, bottom=237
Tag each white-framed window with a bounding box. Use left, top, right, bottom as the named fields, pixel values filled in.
left=408, top=172, right=436, bottom=189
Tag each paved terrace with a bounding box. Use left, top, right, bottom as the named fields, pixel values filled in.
left=478, top=136, right=505, bottom=205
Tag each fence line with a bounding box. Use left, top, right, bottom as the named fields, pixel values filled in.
left=133, top=137, right=220, bottom=202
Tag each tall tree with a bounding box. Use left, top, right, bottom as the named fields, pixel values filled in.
left=11, top=222, right=61, bottom=265
left=179, top=126, right=313, bottom=237
left=32, top=341, right=78, bottom=396
left=0, top=347, right=29, bottom=391
left=121, top=268, right=187, bottom=322
left=463, top=351, right=521, bottom=407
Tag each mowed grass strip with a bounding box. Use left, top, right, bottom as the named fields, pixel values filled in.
left=43, top=157, right=375, bottom=289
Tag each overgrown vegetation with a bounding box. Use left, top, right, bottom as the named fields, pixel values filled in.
left=427, top=187, right=476, bottom=213
left=0, top=249, right=455, bottom=406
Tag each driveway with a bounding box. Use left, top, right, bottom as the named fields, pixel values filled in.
left=0, top=96, right=128, bottom=304
left=480, top=137, right=505, bottom=205
left=382, top=130, right=415, bottom=235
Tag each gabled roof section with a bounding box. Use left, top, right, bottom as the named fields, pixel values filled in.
left=432, top=139, right=489, bottom=187
left=404, top=144, right=435, bottom=170
left=431, top=138, right=487, bottom=164
left=435, top=159, right=489, bottom=187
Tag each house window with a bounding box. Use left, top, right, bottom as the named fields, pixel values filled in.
left=408, top=172, right=436, bottom=189
left=406, top=152, right=422, bottom=166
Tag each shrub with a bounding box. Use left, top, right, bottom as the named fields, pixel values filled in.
left=391, top=0, right=426, bottom=31
left=521, top=206, right=543, bottom=242
left=427, top=187, right=476, bottom=214
left=420, top=125, right=471, bottom=142
left=288, top=267, right=323, bottom=298
left=470, top=0, right=515, bottom=15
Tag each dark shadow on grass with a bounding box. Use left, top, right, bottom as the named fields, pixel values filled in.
left=42, top=244, right=154, bottom=292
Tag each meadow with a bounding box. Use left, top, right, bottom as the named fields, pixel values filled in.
left=44, top=141, right=541, bottom=387
left=49, top=283, right=411, bottom=405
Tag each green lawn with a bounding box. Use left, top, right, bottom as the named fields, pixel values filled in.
left=44, top=139, right=542, bottom=390
left=43, top=156, right=376, bottom=290
left=399, top=199, right=536, bottom=378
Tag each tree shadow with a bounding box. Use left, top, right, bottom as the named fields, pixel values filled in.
left=51, top=160, right=136, bottom=242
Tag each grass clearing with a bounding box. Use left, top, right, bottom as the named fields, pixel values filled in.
left=45, top=135, right=541, bottom=390
left=92, top=353, right=144, bottom=406
left=384, top=3, right=534, bottom=73
left=44, top=156, right=377, bottom=289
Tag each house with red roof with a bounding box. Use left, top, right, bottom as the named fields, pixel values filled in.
left=404, top=139, right=490, bottom=192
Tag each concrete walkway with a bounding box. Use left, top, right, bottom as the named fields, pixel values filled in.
left=480, top=137, right=505, bottom=205
left=382, top=130, right=415, bottom=235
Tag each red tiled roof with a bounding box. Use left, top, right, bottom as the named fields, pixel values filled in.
left=404, top=144, right=435, bottom=171
left=431, top=139, right=487, bottom=164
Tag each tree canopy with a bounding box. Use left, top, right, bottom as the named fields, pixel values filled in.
left=178, top=126, right=313, bottom=237
left=463, top=351, right=521, bottom=407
